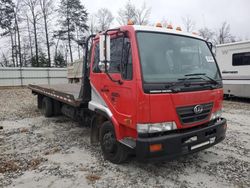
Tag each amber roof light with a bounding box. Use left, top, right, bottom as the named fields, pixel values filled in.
left=156, top=23, right=162, bottom=27
left=176, top=26, right=182, bottom=31
left=127, top=20, right=134, bottom=25
left=167, top=24, right=173, bottom=29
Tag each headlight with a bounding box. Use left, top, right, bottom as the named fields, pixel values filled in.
left=137, top=122, right=177, bottom=133
left=210, top=110, right=223, bottom=121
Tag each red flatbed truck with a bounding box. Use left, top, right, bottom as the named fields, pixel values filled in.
left=29, top=24, right=227, bottom=164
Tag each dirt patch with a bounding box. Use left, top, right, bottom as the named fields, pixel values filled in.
left=0, top=160, right=20, bottom=173
left=0, top=88, right=40, bottom=121
left=44, top=147, right=61, bottom=155
left=85, top=174, right=101, bottom=183
left=0, top=158, right=44, bottom=174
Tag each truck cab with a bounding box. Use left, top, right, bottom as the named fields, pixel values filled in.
left=87, top=25, right=227, bottom=162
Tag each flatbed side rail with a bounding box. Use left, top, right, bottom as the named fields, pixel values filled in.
left=28, top=84, right=81, bottom=107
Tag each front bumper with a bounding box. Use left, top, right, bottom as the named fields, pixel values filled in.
left=136, top=118, right=227, bottom=162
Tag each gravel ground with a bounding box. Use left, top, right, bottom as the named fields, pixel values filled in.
left=0, top=88, right=249, bottom=188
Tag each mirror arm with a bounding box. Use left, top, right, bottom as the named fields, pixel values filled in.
left=105, top=70, right=123, bottom=85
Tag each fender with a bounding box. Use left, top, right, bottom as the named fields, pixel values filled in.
left=90, top=109, right=122, bottom=144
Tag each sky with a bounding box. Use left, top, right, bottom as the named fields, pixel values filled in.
left=83, top=0, right=250, bottom=40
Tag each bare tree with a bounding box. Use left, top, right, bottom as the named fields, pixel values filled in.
left=117, top=1, right=151, bottom=25
left=95, top=8, right=114, bottom=31
left=182, top=15, right=195, bottom=32
left=0, top=0, right=16, bottom=66
left=26, top=14, right=33, bottom=60
left=134, top=2, right=151, bottom=25
left=198, top=27, right=215, bottom=42
left=58, top=0, right=88, bottom=64
left=39, top=0, right=53, bottom=67
left=53, top=30, right=65, bottom=61
left=0, top=0, right=23, bottom=67
left=13, top=0, right=22, bottom=67
left=1, top=52, right=9, bottom=67
left=88, top=14, right=97, bottom=34
left=22, top=41, right=30, bottom=66
left=117, top=0, right=136, bottom=25
left=217, top=21, right=235, bottom=44
left=24, top=0, right=40, bottom=66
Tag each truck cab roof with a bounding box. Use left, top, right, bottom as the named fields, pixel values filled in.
left=95, top=25, right=204, bottom=41
left=131, top=25, right=204, bottom=40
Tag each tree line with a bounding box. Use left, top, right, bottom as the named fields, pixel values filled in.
left=0, top=0, right=240, bottom=67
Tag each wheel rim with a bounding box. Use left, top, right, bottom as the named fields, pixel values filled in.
left=102, top=131, right=117, bottom=154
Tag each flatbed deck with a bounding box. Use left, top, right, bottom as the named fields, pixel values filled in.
left=28, top=84, right=83, bottom=107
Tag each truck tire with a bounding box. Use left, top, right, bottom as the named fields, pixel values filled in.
left=53, top=100, right=61, bottom=116
left=37, top=95, right=43, bottom=109
left=42, top=97, right=53, bottom=117
left=100, top=121, right=128, bottom=164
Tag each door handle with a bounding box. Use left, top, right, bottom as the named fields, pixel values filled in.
left=101, top=87, right=109, bottom=92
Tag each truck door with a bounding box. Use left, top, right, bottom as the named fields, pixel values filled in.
left=91, top=35, right=136, bottom=133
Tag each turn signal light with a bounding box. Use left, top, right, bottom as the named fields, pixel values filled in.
left=127, top=20, right=134, bottom=25
left=149, top=144, right=163, bottom=152
left=176, top=26, right=182, bottom=31
left=156, top=23, right=162, bottom=27
left=167, top=24, right=173, bottom=29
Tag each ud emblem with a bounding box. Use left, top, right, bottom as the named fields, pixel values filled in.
left=193, top=105, right=203, bottom=114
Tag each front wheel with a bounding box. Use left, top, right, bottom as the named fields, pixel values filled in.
left=100, top=121, right=128, bottom=164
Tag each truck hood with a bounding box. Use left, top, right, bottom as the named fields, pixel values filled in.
left=149, top=89, right=223, bottom=128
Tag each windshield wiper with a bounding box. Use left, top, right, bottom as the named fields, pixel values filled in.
left=184, top=73, right=219, bottom=85
left=177, top=77, right=202, bottom=86
left=164, top=73, right=220, bottom=93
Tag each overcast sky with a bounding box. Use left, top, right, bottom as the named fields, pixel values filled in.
left=84, top=0, right=250, bottom=40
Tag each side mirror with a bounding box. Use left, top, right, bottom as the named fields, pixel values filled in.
left=99, top=34, right=110, bottom=63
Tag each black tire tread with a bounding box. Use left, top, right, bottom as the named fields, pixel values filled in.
left=100, top=121, right=128, bottom=164
left=42, top=97, right=53, bottom=117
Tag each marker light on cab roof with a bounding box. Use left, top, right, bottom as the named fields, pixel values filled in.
left=176, top=26, right=182, bottom=31
left=156, top=23, right=162, bottom=27
left=127, top=20, right=134, bottom=25
left=167, top=24, right=173, bottom=29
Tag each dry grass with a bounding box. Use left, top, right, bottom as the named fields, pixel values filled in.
left=0, top=160, right=20, bottom=173
left=44, top=147, right=61, bottom=155
left=0, top=158, right=43, bottom=174
left=85, top=174, right=101, bottom=182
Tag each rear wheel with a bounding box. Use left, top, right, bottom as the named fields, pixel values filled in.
left=42, top=97, right=53, bottom=117
left=53, top=100, right=61, bottom=116
left=100, top=121, right=128, bottom=164
left=37, top=95, right=43, bottom=109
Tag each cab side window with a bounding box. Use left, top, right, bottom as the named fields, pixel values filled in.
left=121, top=38, right=133, bottom=80
left=109, top=37, right=123, bottom=73
left=92, top=36, right=133, bottom=80
left=92, top=43, right=100, bottom=73
left=110, top=37, right=133, bottom=80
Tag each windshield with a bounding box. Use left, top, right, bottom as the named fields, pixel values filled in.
left=137, top=32, right=221, bottom=83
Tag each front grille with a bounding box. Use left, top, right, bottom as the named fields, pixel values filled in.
left=176, top=103, right=213, bottom=125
